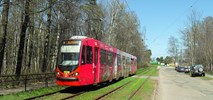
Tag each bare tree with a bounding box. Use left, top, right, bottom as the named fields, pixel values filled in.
left=42, top=0, right=53, bottom=73
left=0, top=0, right=149, bottom=74
left=0, top=0, right=10, bottom=75
left=102, top=0, right=148, bottom=67
left=15, top=0, right=31, bottom=76
left=82, top=0, right=104, bottom=40
left=180, top=10, right=201, bottom=66
left=168, top=36, right=179, bottom=64
left=200, top=17, right=213, bottom=71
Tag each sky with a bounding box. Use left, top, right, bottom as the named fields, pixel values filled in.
left=123, top=0, right=213, bottom=59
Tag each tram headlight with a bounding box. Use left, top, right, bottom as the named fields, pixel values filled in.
left=74, top=72, right=79, bottom=76
left=57, top=72, right=62, bottom=76
left=72, top=72, right=79, bottom=76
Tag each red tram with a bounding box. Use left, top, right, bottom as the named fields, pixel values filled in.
left=56, top=36, right=137, bottom=86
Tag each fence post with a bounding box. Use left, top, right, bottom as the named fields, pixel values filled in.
left=45, top=74, right=48, bottom=87
left=24, top=75, right=27, bottom=91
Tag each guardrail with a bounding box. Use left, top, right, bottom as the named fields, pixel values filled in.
left=0, top=73, right=56, bottom=91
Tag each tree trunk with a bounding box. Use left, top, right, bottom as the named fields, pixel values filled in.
left=27, top=3, right=34, bottom=73
left=0, top=0, right=10, bottom=75
left=42, top=0, right=52, bottom=72
left=15, top=0, right=30, bottom=76
left=53, top=9, right=61, bottom=72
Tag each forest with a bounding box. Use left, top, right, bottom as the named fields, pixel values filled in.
left=0, top=0, right=151, bottom=76
left=168, top=11, right=213, bottom=72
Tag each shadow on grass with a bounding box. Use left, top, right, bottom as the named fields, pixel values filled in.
left=59, top=79, right=122, bottom=94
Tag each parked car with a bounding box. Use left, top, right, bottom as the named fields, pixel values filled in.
left=190, top=64, right=205, bottom=77
left=177, top=66, right=185, bottom=72
left=184, top=66, right=190, bottom=73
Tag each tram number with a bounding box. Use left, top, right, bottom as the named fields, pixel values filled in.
left=64, top=71, right=70, bottom=74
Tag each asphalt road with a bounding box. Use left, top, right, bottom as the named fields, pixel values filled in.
left=156, top=67, right=213, bottom=100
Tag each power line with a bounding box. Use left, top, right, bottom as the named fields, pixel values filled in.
left=123, top=0, right=131, bottom=12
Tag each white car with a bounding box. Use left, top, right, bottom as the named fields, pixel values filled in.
left=184, top=66, right=190, bottom=73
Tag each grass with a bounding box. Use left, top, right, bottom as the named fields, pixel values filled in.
left=107, top=78, right=146, bottom=99
left=207, top=71, right=213, bottom=75
left=150, top=65, right=159, bottom=76
left=131, top=64, right=158, bottom=100
left=0, top=86, right=66, bottom=100
left=73, top=64, right=159, bottom=100
left=72, top=77, right=135, bottom=100
left=200, top=76, right=213, bottom=80
left=131, top=79, right=156, bottom=100
left=100, top=64, right=159, bottom=100
left=0, top=64, right=159, bottom=100
left=137, top=64, right=159, bottom=76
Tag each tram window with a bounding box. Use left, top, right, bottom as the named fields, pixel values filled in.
left=101, top=50, right=106, bottom=64
left=128, top=57, right=131, bottom=67
left=131, top=59, right=133, bottom=65
left=108, top=52, right=112, bottom=65
left=117, top=54, right=121, bottom=66
left=95, top=48, right=98, bottom=65
left=86, top=46, right=93, bottom=64
left=123, top=56, right=126, bottom=66
left=81, top=45, right=85, bottom=65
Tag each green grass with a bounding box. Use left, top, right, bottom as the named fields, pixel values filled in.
left=207, top=72, right=213, bottom=75
left=131, top=79, right=156, bottom=100
left=150, top=65, right=159, bottom=76
left=185, top=72, right=190, bottom=75
left=105, top=78, right=146, bottom=99
left=200, top=76, right=213, bottom=80
left=64, top=64, right=159, bottom=100
left=72, top=77, right=135, bottom=100
left=137, top=64, right=159, bottom=76
left=1, top=64, right=159, bottom=100
left=0, top=86, right=66, bottom=100
left=136, top=68, right=146, bottom=75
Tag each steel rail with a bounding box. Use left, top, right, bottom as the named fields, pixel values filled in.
left=128, top=74, right=152, bottom=100
left=95, top=81, right=132, bottom=100
left=24, top=91, right=59, bottom=100
left=60, top=91, right=86, bottom=100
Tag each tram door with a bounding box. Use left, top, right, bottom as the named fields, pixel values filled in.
left=94, top=47, right=99, bottom=83
left=85, top=45, right=94, bottom=84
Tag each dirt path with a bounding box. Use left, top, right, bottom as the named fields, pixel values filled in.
left=155, top=67, right=213, bottom=100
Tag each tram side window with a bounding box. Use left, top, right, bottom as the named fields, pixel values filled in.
left=87, top=46, right=93, bottom=64
left=95, top=48, right=98, bottom=65
left=117, top=54, right=121, bottom=66
left=123, top=56, right=126, bottom=66
left=101, top=50, right=106, bottom=64
left=131, top=58, right=134, bottom=66
left=128, top=57, right=131, bottom=67
left=81, top=45, right=85, bottom=65
left=108, top=52, right=112, bottom=65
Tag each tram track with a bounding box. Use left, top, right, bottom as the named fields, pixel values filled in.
left=24, top=86, right=89, bottom=100
left=95, top=81, right=132, bottom=100
left=95, top=67, right=156, bottom=100
left=128, top=66, right=158, bottom=100
left=24, top=91, right=60, bottom=100
left=24, top=81, right=119, bottom=100
left=24, top=89, right=88, bottom=100
left=60, top=91, right=86, bottom=100
left=24, top=66, right=157, bottom=100
left=128, top=75, right=151, bottom=100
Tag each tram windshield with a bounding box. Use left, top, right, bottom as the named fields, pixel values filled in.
left=58, top=40, right=81, bottom=66
left=60, top=52, right=79, bottom=66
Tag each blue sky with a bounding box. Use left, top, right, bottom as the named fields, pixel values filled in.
left=124, top=0, right=213, bottom=58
